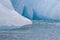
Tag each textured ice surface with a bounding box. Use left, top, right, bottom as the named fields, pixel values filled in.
left=0, top=0, right=32, bottom=28
left=11, top=0, right=60, bottom=20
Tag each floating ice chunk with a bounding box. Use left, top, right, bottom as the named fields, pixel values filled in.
left=0, top=3, right=32, bottom=27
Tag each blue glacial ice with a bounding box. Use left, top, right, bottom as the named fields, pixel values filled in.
left=11, top=0, right=60, bottom=21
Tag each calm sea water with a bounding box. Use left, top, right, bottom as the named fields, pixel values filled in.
left=0, top=20, right=60, bottom=40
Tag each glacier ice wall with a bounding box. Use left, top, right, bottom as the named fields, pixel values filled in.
left=11, top=0, right=60, bottom=21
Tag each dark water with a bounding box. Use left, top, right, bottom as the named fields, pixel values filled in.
left=0, top=21, right=60, bottom=40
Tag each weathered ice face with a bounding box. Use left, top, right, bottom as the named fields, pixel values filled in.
left=35, top=0, right=60, bottom=20
left=11, top=0, right=60, bottom=21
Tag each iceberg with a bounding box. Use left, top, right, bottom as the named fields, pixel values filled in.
left=11, top=0, right=60, bottom=21
left=0, top=0, right=32, bottom=28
